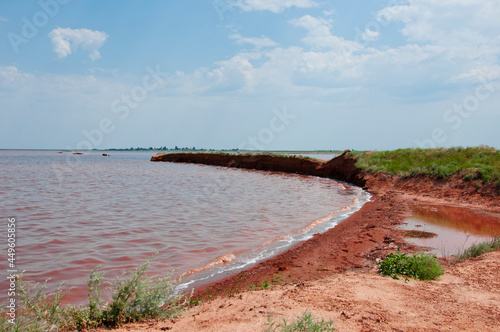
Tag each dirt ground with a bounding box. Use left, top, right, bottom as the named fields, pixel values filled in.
left=102, top=155, right=499, bottom=331
left=97, top=192, right=499, bottom=332
left=107, top=250, right=500, bottom=332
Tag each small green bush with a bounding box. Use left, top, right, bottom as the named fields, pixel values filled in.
left=457, top=237, right=500, bottom=260
left=0, top=276, right=69, bottom=332
left=0, top=255, right=190, bottom=331
left=264, top=310, right=336, bottom=332
left=378, top=250, right=444, bottom=281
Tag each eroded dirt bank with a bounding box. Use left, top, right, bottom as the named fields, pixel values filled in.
left=150, top=151, right=365, bottom=187
left=151, top=151, right=499, bottom=207
left=126, top=152, right=500, bottom=331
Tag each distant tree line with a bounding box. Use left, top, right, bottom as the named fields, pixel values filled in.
left=106, top=146, right=241, bottom=152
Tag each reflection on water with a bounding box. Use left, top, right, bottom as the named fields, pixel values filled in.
left=400, top=204, right=500, bottom=257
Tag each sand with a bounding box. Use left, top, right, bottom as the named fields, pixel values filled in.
left=97, top=154, right=500, bottom=331
left=111, top=250, right=500, bottom=331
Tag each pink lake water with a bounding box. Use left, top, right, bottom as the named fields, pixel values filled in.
left=0, top=150, right=368, bottom=305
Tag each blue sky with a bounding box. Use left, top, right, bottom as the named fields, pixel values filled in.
left=1, top=0, right=499, bottom=150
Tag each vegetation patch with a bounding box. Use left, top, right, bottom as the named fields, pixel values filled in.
left=175, top=151, right=320, bottom=161
left=0, top=255, right=190, bottom=331
left=457, top=236, right=500, bottom=260
left=264, top=310, right=336, bottom=332
left=403, top=230, right=438, bottom=239
left=378, top=250, right=444, bottom=281
left=246, top=273, right=289, bottom=292
left=351, top=146, right=500, bottom=186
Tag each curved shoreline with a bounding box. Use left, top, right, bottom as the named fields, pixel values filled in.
left=94, top=152, right=500, bottom=331
left=176, top=187, right=371, bottom=293
left=151, top=151, right=365, bottom=187
left=151, top=151, right=499, bottom=300
left=151, top=151, right=373, bottom=291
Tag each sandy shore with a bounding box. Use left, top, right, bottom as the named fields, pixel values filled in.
left=110, top=250, right=500, bottom=331
left=100, top=153, right=500, bottom=331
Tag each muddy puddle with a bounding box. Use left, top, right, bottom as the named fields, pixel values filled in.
left=399, top=204, right=500, bottom=257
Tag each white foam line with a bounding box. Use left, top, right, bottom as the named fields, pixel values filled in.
left=178, top=189, right=372, bottom=292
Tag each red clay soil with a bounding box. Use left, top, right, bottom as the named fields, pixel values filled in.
left=149, top=151, right=499, bottom=299
left=112, top=152, right=500, bottom=331
left=150, top=151, right=365, bottom=187
left=107, top=250, right=500, bottom=331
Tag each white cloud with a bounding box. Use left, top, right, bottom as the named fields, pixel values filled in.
left=290, top=15, right=360, bottom=53
left=48, top=27, right=109, bottom=60
left=373, top=0, right=500, bottom=84
left=164, top=54, right=257, bottom=94
left=0, top=66, right=35, bottom=88
left=0, top=16, right=8, bottom=22
left=229, top=34, right=278, bottom=49
left=236, top=0, right=318, bottom=13
left=188, top=0, right=500, bottom=99
left=290, top=15, right=331, bottom=32
left=378, top=0, right=500, bottom=44
left=4, top=2, right=500, bottom=150
left=0, top=66, right=126, bottom=101
left=361, top=28, right=380, bottom=42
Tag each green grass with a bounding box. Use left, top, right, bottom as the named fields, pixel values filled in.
left=350, top=146, right=500, bottom=186
left=264, top=310, right=336, bottom=332
left=0, top=255, right=190, bottom=331
left=378, top=250, right=444, bottom=281
left=457, top=236, right=500, bottom=260
left=227, top=151, right=317, bottom=160
left=166, top=151, right=319, bottom=161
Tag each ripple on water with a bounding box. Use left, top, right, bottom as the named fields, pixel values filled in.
left=0, top=150, right=368, bottom=305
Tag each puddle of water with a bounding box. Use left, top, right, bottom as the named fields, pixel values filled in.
left=399, top=204, right=500, bottom=257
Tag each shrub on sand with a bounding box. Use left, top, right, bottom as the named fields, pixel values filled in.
left=0, top=254, right=190, bottom=331
left=378, top=250, right=444, bottom=281
left=457, top=236, right=500, bottom=260
left=264, top=310, right=336, bottom=332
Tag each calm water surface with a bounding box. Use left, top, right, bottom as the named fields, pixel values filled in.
left=400, top=204, right=500, bottom=257
left=0, top=150, right=368, bottom=304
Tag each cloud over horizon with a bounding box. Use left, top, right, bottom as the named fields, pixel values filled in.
left=1, top=0, right=500, bottom=150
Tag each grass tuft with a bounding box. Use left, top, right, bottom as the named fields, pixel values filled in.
left=457, top=237, right=500, bottom=260
left=264, top=310, right=336, bottom=332
left=378, top=250, right=444, bottom=281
